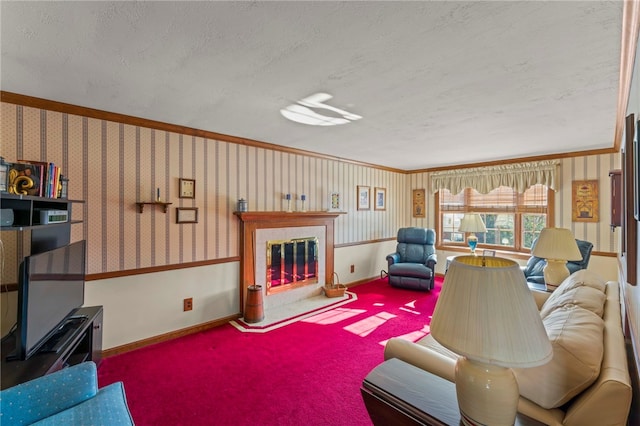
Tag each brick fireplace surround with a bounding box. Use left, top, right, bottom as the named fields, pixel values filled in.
left=234, top=211, right=344, bottom=314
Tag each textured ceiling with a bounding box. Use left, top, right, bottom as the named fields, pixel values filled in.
left=0, top=1, right=626, bottom=170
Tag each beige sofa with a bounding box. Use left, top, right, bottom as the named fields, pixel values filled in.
left=384, top=270, right=632, bottom=426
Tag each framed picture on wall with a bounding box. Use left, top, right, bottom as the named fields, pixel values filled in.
left=179, top=178, right=196, bottom=199
left=635, top=121, right=640, bottom=220
left=357, top=186, right=370, bottom=210
left=413, top=189, right=426, bottom=218
left=571, top=180, right=599, bottom=222
left=623, top=114, right=637, bottom=286
left=176, top=207, right=198, bottom=223
left=328, top=192, right=341, bottom=211
left=374, top=187, right=386, bottom=211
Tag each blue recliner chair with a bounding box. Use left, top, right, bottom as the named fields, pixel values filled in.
left=522, top=238, right=593, bottom=285
left=386, top=227, right=437, bottom=291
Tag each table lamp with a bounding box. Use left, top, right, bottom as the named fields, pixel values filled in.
left=458, top=213, right=486, bottom=255
left=531, top=227, right=582, bottom=291
left=430, top=256, right=552, bottom=426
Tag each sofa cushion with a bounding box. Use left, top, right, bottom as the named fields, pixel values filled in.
left=540, top=285, right=606, bottom=319
left=0, top=361, right=98, bottom=426
left=554, top=269, right=606, bottom=295
left=514, top=305, right=604, bottom=409
left=417, top=334, right=459, bottom=360
left=32, top=382, right=134, bottom=426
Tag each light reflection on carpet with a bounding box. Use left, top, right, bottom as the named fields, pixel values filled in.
left=302, top=307, right=365, bottom=325
left=343, top=311, right=397, bottom=337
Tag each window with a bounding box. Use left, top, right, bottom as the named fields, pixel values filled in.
left=437, top=184, right=552, bottom=252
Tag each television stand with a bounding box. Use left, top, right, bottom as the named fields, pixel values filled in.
left=39, top=315, right=88, bottom=354
left=0, top=306, right=103, bottom=390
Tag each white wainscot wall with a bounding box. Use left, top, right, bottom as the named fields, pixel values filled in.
left=334, top=240, right=397, bottom=285
left=84, top=262, right=239, bottom=349
left=586, top=255, right=618, bottom=282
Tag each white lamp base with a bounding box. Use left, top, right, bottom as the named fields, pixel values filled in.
left=455, top=357, right=519, bottom=426
left=543, top=259, right=570, bottom=291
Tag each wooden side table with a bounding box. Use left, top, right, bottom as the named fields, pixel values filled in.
left=361, top=358, right=544, bottom=426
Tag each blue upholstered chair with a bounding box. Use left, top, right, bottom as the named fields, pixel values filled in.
left=522, top=238, right=594, bottom=285
left=0, top=361, right=134, bottom=425
left=386, top=227, right=437, bottom=291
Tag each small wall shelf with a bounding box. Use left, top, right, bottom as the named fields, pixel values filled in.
left=136, top=202, right=172, bottom=214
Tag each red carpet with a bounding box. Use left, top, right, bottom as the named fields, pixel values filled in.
left=98, top=277, right=443, bottom=425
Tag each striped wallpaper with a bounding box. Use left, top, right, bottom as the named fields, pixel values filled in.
left=558, top=154, right=621, bottom=253
left=0, top=102, right=619, bottom=281
left=1, top=103, right=408, bottom=277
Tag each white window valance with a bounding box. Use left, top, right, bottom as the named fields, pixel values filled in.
left=431, top=160, right=559, bottom=194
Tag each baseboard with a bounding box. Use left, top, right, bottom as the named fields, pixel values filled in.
left=346, top=275, right=384, bottom=287
left=101, top=313, right=241, bottom=358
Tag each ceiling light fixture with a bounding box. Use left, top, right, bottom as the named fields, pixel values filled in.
left=280, top=93, right=362, bottom=126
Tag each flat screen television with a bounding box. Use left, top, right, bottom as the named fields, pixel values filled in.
left=11, top=240, right=86, bottom=361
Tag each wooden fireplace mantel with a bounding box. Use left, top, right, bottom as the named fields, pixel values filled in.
left=234, top=211, right=345, bottom=313
left=234, top=210, right=344, bottom=223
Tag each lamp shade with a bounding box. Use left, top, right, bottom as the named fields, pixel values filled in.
left=430, top=256, right=552, bottom=368
left=531, top=227, right=582, bottom=261
left=458, top=213, right=487, bottom=233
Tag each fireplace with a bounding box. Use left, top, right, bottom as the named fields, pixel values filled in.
left=234, top=211, right=343, bottom=312
left=267, top=237, right=318, bottom=293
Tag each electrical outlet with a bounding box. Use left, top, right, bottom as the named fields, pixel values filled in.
left=350, top=264, right=355, bottom=273
left=183, top=298, right=193, bottom=311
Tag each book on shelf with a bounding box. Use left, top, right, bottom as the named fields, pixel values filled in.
left=13, top=160, right=63, bottom=198
left=47, top=163, right=58, bottom=198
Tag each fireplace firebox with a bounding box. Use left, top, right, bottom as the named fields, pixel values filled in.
left=267, top=237, right=318, bottom=293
